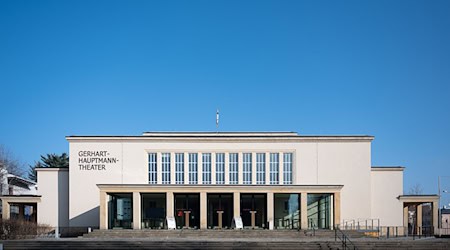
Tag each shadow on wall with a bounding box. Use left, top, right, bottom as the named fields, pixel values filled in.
left=69, top=206, right=99, bottom=228
left=58, top=171, right=69, bottom=227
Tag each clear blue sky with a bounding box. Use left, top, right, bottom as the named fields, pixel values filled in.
left=1, top=0, right=449, bottom=205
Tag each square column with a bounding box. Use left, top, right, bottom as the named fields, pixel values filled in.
left=166, top=191, right=174, bottom=218
left=133, top=192, right=141, bottom=229
left=1, top=200, right=10, bottom=219
left=99, top=191, right=108, bottom=230
left=432, top=201, right=438, bottom=234
left=417, top=204, right=422, bottom=235
left=334, top=192, right=341, bottom=228
left=233, top=192, right=240, bottom=218
left=403, top=205, right=409, bottom=228
left=300, top=192, right=308, bottom=229
left=200, top=192, right=207, bottom=229
left=267, top=192, right=274, bottom=230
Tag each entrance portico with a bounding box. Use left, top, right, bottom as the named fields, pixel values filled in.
left=98, top=184, right=342, bottom=230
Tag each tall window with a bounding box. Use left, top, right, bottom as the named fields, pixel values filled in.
left=216, top=153, right=225, bottom=184
left=189, top=153, right=198, bottom=184
left=283, top=153, right=293, bottom=184
left=202, top=153, right=212, bottom=184
left=175, top=153, right=184, bottom=184
left=148, top=153, right=157, bottom=184
left=229, top=153, right=238, bottom=184
left=270, top=153, right=279, bottom=184
left=161, top=153, right=171, bottom=184
left=256, top=153, right=265, bottom=184
left=243, top=153, right=252, bottom=184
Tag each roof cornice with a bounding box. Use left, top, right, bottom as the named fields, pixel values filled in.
left=66, top=135, right=374, bottom=142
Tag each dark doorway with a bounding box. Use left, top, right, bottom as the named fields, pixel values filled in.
left=141, top=193, right=166, bottom=229
left=207, top=193, right=233, bottom=229
left=240, top=193, right=267, bottom=229
left=174, top=193, right=200, bottom=229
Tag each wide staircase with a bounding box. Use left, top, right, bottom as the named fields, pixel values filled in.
left=82, top=228, right=364, bottom=239
left=2, top=230, right=450, bottom=249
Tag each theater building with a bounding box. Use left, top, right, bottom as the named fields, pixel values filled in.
left=30, top=132, right=438, bottom=232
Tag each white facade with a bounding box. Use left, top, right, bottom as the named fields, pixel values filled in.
left=37, top=168, right=69, bottom=228
left=36, top=132, right=406, bottom=230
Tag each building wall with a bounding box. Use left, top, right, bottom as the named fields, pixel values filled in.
left=68, top=138, right=373, bottom=228
left=37, top=168, right=69, bottom=228
left=370, top=169, right=403, bottom=226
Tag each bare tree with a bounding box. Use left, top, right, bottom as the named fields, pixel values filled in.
left=0, top=144, right=26, bottom=194
left=408, top=183, right=424, bottom=195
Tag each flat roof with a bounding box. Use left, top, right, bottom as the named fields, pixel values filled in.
left=66, top=131, right=374, bottom=141
left=371, top=166, right=405, bottom=171
left=142, top=131, right=299, bottom=136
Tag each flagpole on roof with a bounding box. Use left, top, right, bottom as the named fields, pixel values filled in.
left=216, top=109, right=219, bottom=133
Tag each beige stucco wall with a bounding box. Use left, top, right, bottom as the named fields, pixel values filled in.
left=370, top=169, right=403, bottom=226
left=37, top=168, right=69, bottom=228
left=67, top=137, right=373, bottom=228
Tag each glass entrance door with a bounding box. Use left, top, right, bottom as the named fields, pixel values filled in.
left=207, top=193, right=233, bottom=229
left=274, top=193, right=300, bottom=229
left=108, top=193, right=133, bottom=229
left=174, top=193, right=200, bottom=229
left=307, top=193, right=332, bottom=229
left=141, top=193, right=166, bottom=229
left=240, top=193, right=267, bottom=229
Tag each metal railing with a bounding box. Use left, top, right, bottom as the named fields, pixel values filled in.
left=335, top=226, right=357, bottom=250
left=342, top=219, right=380, bottom=231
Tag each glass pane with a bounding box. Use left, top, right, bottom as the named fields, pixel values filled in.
left=108, top=193, right=133, bottom=229
left=141, top=193, right=166, bottom=229
left=307, top=193, right=332, bottom=229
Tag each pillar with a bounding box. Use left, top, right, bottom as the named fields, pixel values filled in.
left=300, top=193, right=308, bottom=229
left=416, top=204, right=422, bottom=235
left=403, top=205, right=409, bottom=228
left=267, top=192, right=274, bottom=230
left=99, top=191, right=108, bottom=230
left=334, top=192, right=341, bottom=229
left=166, top=192, right=174, bottom=218
left=133, top=192, right=141, bottom=229
left=233, top=192, right=240, bottom=218
left=433, top=201, right=439, bottom=234
left=1, top=199, right=10, bottom=219
left=200, top=192, right=207, bottom=229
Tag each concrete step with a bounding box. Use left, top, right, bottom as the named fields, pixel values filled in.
left=82, top=229, right=364, bottom=239
left=2, top=239, right=450, bottom=250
